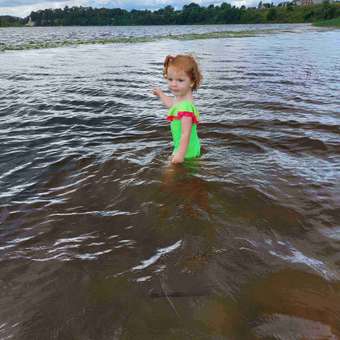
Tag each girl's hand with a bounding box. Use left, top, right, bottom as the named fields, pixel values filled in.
left=171, top=153, right=184, bottom=164
left=153, top=88, right=173, bottom=108
left=153, top=87, right=163, bottom=97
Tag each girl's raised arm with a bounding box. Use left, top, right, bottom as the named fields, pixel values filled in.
left=153, top=87, right=173, bottom=108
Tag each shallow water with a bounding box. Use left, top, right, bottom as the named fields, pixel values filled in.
left=0, top=23, right=326, bottom=51
left=0, top=24, right=340, bottom=339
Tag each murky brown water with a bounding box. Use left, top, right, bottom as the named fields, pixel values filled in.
left=0, top=24, right=340, bottom=339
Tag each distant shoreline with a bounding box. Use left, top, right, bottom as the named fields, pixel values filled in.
left=0, top=22, right=313, bottom=27
left=1, top=21, right=340, bottom=28
left=1, top=21, right=339, bottom=28
left=1, top=2, right=340, bottom=28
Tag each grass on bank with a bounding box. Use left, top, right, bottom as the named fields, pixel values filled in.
left=313, top=17, right=340, bottom=27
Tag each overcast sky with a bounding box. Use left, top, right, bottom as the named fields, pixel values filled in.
left=0, top=0, right=261, bottom=18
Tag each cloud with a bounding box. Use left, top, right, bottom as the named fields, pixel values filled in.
left=0, top=0, right=90, bottom=16
left=0, top=0, right=61, bottom=7
left=0, top=0, right=87, bottom=17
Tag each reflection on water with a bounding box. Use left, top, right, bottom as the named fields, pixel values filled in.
left=0, top=24, right=340, bottom=339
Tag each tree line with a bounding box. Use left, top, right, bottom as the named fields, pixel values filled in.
left=1, top=2, right=340, bottom=27
left=0, top=15, right=25, bottom=27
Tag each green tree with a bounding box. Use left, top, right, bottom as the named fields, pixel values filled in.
left=22, top=2, right=340, bottom=27
left=267, top=7, right=278, bottom=20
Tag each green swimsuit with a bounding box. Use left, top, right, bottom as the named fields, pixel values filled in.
left=167, top=100, right=201, bottom=159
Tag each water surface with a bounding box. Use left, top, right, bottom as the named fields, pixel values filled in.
left=0, top=24, right=340, bottom=339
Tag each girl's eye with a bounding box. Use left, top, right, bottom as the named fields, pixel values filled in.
left=168, top=78, right=173, bottom=81
left=179, top=79, right=184, bottom=82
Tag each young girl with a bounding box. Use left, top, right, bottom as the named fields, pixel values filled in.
left=153, top=54, right=203, bottom=164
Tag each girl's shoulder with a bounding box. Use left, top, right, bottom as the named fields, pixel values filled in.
left=168, top=99, right=200, bottom=122
left=169, top=99, right=197, bottom=113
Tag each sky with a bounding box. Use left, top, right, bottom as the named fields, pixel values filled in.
left=0, top=0, right=258, bottom=18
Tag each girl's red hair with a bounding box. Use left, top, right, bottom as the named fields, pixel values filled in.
left=163, top=54, right=203, bottom=91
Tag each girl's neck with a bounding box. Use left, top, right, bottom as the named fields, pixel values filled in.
left=174, top=93, right=193, bottom=104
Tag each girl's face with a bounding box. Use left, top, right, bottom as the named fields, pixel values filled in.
left=167, top=66, right=193, bottom=97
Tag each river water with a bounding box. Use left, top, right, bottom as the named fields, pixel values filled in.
left=0, top=24, right=340, bottom=339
